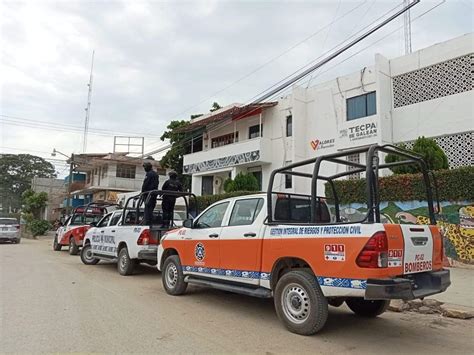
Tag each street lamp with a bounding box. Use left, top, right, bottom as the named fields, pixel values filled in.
left=52, top=148, right=75, bottom=216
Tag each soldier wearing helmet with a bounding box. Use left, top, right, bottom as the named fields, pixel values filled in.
left=161, top=170, right=183, bottom=228
left=142, top=159, right=159, bottom=225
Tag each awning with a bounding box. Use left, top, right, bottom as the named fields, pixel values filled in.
left=177, top=102, right=278, bottom=133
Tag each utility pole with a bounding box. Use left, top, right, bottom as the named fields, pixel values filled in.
left=403, top=0, right=412, bottom=54
left=83, top=50, right=95, bottom=153
left=66, top=153, right=74, bottom=216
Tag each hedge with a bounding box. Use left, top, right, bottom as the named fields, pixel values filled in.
left=190, top=191, right=259, bottom=213
left=324, top=166, right=474, bottom=204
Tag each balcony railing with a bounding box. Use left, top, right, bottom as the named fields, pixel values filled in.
left=183, top=137, right=271, bottom=174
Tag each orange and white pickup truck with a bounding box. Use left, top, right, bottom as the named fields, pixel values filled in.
left=157, top=144, right=451, bottom=335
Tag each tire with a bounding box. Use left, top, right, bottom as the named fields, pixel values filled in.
left=53, top=236, right=62, bottom=251
left=117, top=247, right=137, bottom=276
left=328, top=298, right=345, bottom=307
left=345, top=298, right=389, bottom=317
left=80, top=244, right=99, bottom=265
left=162, top=255, right=187, bottom=295
left=274, top=270, right=328, bottom=335
left=69, top=237, right=79, bottom=255
left=14, top=238, right=21, bottom=244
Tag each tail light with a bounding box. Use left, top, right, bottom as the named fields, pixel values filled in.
left=15, top=225, right=20, bottom=230
left=356, top=231, right=388, bottom=268
left=137, top=229, right=157, bottom=245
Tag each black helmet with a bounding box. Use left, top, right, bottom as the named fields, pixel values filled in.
left=143, top=161, right=153, bottom=171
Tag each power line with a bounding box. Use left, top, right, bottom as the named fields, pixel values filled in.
left=164, top=1, right=416, bottom=154
left=164, top=0, right=369, bottom=122
left=0, top=114, right=162, bottom=138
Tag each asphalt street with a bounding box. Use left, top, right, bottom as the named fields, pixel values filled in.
left=1, top=238, right=473, bottom=354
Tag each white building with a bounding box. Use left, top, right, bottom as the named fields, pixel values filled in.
left=71, top=153, right=167, bottom=202
left=182, top=33, right=473, bottom=196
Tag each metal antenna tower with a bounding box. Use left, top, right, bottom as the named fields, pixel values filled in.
left=82, top=50, right=95, bottom=152
left=403, top=0, right=412, bottom=54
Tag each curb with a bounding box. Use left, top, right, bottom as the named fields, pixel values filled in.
left=389, top=299, right=474, bottom=319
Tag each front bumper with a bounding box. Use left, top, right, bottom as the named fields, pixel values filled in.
left=365, top=269, right=451, bottom=300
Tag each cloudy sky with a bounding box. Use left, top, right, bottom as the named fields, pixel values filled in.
left=0, top=0, right=472, bottom=176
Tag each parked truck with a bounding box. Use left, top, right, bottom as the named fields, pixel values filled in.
left=157, top=144, right=450, bottom=335
left=81, top=190, right=197, bottom=275
left=53, top=202, right=117, bottom=255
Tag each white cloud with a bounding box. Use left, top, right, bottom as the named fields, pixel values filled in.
left=1, top=0, right=472, bottom=175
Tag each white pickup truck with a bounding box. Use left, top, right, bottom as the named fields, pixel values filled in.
left=81, top=190, right=197, bottom=276
left=157, top=144, right=451, bottom=335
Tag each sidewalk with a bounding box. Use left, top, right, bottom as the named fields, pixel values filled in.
left=427, top=267, right=473, bottom=308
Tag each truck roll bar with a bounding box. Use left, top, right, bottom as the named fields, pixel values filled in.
left=267, top=143, right=437, bottom=226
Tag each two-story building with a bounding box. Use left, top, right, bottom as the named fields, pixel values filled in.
left=182, top=33, right=473, bottom=196
left=69, top=152, right=166, bottom=203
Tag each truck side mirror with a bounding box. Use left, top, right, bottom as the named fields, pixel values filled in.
left=183, top=219, right=194, bottom=229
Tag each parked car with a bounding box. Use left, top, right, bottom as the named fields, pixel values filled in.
left=0, top=218, right=21, bottom=244
left=80, top=191, right=197, bottom=276
left=54, top=203, right=118, bottom=255
left=157, top=144, right=451, bottom=335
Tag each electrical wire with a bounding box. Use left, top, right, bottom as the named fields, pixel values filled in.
left=0, top=114, right=162, bottom=139
left=164, top=1, right=369, bottom=122
left=149, top=1, right=411, bottom=155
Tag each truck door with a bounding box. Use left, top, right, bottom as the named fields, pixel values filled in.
left=90, top=213, right=113, bottom=256
left=100, top=211, right=122, bottom=257
left=218, top=198, right=265, bottom=286
left=180, top=202, right=230, bottom=275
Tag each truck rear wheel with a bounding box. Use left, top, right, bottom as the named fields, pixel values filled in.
left=68, top=237, right=79, bottom=255
left=274, top=270, right=328, bottom=335
left=80, top=244, right=99, bottom=265
left=53, top=236, right=62, bottom=251
left=162, top=255, right=187, bottom=295
left=118, top=247, right=136, bottom=276
left=345, top=298, right=389, bottom=317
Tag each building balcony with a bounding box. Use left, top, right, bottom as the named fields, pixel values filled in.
left=183, top=137, right=272, bottom=174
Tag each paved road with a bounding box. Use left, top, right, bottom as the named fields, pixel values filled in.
left=1, top=238, right=473, bottom=354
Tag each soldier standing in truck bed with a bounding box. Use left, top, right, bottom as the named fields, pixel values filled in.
left=161, top=171, right=182, bottom=228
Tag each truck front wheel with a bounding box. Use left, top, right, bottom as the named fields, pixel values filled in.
left=117, top=247, right=136, bottom=276
left=345, top=298, right=389, bottom=317
left=53, top=236, right=62, bottom=251
left=274, top=270, right=328, bottom=335
left=162, top=255, right=187, bottom=295
left=80, top=244, right=99, bottom=265
left=68, top=237, right=79, bottom=255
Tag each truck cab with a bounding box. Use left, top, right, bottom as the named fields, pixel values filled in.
left=81, top=190, right=197, bottom=276
left=157, top=144, right=450, bottom=335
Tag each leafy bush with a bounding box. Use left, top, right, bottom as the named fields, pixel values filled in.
left=325, top=166, right=474, bottom=204
left=22, top=189, right=48, bottom=218
left=190, top=191, right=258, bottom=213
left=385, top=137, right=448, bottom=174
left=223, top=172, right=259, bottom=193
left=27, top=219, right=51, bottom=237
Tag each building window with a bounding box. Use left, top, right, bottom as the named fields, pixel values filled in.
left=347, top=153, right=361, bottom=180
left=249, top=124, right=263, bottom=139
left=346, top=91, right=376, bottom=121
left=286, top=115, right=292, bottom=137
left=285, top=161, right=292, bottom=189
left=116, top=164, right=136, bottom=179
left=211, top=132, right=238, bottom=148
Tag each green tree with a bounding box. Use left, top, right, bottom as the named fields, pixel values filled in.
left=0, top=154, right=56, bottom=214
left=210, top=102, right=222, bottom=112
left=385, top=137, right=449, bottom=174
left=22, top=189, right=49, bottom=219
left=224, top=173, right=259, bottom=193
left=159, top=120, right=191, bottom=190
left=159, top=103, right=222, bottom=190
